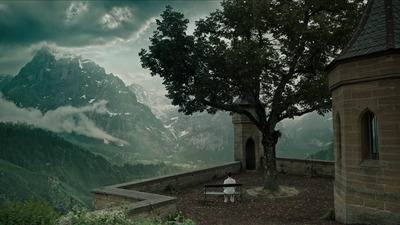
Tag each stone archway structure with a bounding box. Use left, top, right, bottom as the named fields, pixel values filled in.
left=232, top=98, right=262, bottom=171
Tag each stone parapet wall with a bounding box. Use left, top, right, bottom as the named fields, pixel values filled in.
left=276, top=158, right=334, bottom=177
left=91, top=188, right=177, bottom=220
left=112, top=161, right=242, bottom=193
left=91, top=162, right=242, bottom=219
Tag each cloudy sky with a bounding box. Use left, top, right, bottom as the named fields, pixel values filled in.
left=0, top=0, right=222, bottom=86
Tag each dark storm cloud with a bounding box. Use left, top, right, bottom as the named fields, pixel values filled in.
left=0, top=1, right=164, bottom=47
left=0, top=1, right=221, bottom=76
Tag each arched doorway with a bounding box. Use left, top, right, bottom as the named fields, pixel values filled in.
left=245, top=138, right=256, bottom=170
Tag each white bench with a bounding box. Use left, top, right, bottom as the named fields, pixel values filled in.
left=203, top=183, right=243, bottom=204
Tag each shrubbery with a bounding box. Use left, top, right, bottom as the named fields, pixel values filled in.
left=0, top=198, right=59, bottom=225
left=165, top=184, right=180, bottom=194
left=0, top=122, right=184, bottom=212
left=0, top=198, right=194, bottom=225
left=58, top=206, right=194, bottom=225
left=57, top=206, right=130, bottom=225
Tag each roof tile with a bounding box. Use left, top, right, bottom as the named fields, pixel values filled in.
left=335, top=0, right=400, bottom=61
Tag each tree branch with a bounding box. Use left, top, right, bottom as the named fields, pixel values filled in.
left=278, top=108, right=316, bottom=122
left=200, top=98, right=262, bottom=129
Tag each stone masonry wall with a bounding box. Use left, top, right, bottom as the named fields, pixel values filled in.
left=113, top=162, right=242, bottom=193
left=232, top=108, right=263, bottom=170
left=276, top=158, right=334, bottom=177
left=91, top=162, right=242, bottom=219
left=329, top=54, right=400, bottom=225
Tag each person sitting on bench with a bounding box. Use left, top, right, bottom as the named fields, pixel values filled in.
left=223, top=172, right=236, bottom=203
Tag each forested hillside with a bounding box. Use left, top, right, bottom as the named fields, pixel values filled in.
left=0, top=122, right=182, bottom=213
left=309, top=142, right=334, bottom=161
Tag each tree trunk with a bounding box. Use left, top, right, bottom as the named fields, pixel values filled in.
left=262, top=131, right=279, bottom=191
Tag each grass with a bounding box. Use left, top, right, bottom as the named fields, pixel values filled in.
left=247, top=186, right=299, bottom=198
left=321, top=208, right=335, bottom=221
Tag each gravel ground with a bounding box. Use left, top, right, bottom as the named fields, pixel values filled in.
left=167, top=171, right=342, bottom=225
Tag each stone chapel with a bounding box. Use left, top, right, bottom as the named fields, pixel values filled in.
left=327, top=0, right=400, bottom=224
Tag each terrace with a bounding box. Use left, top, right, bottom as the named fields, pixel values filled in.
left=169, top=171, right=339, bottom=225
left=92, top=159, right=341, bottom=224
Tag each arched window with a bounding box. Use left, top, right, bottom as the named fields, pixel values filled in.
left=361, top=110, right=379, bottom=160
left=336, top=113, right=342, bottom=161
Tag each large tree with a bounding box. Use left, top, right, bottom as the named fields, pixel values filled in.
left=140, top=0, right=365, bottom=190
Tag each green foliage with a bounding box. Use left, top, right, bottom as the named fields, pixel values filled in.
left=57, top=207, right=194, bottom=225
left=309, top=166, right=319, bottom=177
left=0, top=198, right=59, bottom=225
left=0, top=199, right=195, bottom=225
left=140, top=0, right=366, bottom=189
left=166, top=212, right=194, bottom=225
left=247, top=186, right=299, bottom=198
left=165, top=184, right=180, bottom=194
left=58, top=206, right=130, bottom=225
left=321, top=208, right=335, bottom=221
left=309, top=142, right=334, bottom=161
left=276, top=112, right=333, bottom=159
left=140, top=1, right=365, bottom=119
left=0, top=122, right=183, bottom=213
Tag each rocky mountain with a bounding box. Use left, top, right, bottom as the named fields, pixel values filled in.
left=129, top=83, right=333, bottom=161
left=0, top=74, right=12, bottom=90
left=309, top=142, right=334, bottom=161
left=276, top=112, right=333, bottom=159
left=1, top=48, right=176, bottom=165
left=128, top=84, right=234, bottom=165
left=0, top=48, right=333, bottom=214
left=0, top=48, right=333, bottom=169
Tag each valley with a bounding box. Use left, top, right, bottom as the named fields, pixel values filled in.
left=0, top=48, right=333, bottom=213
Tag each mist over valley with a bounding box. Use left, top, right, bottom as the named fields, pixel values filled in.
left=0, top=49, right=333, bottom=212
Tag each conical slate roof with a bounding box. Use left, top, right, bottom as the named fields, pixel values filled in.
left=334, top=0, right=400, bottom=61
